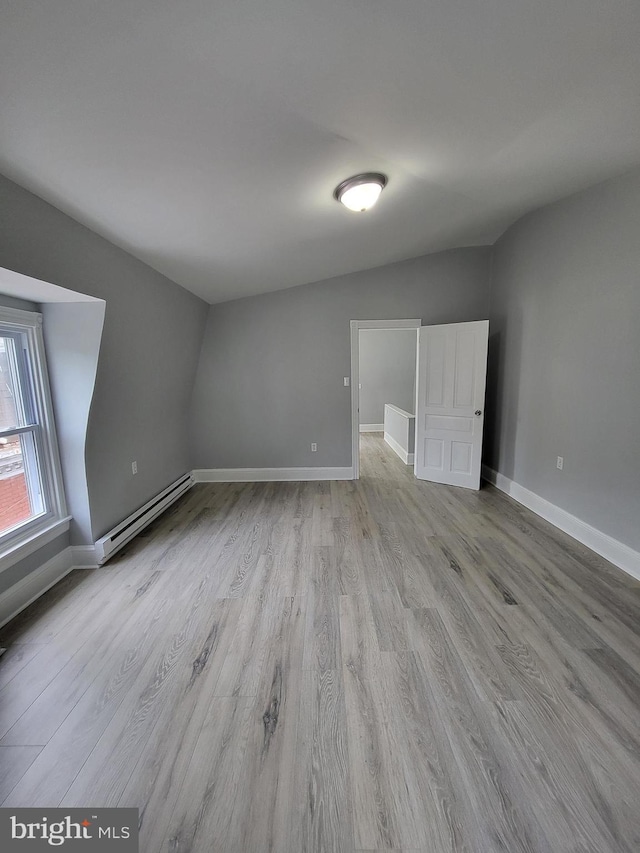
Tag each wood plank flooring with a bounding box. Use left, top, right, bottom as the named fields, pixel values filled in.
left=1, top=433, right=639, bottom=852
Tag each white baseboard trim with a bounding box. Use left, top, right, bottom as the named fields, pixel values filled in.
left=0, top=543, right=102, bottom=629
left=482, top=465, right=640, bottom=581
left=359, top=424, right=384, bottom=433
left=384, top=433, right=414, bottom=466
left=70, top=545, right=98, bottom=569
left=193, top=467, right=354, bottom=483
left=0, top=548, right=73, bottom=629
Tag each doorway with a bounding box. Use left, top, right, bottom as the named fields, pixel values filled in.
left=350, top=318, right=490, bottom=489
left=349, top=319, right=421, bottom=479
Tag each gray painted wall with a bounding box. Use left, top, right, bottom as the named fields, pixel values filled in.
left=485, top=166, right=640, bottom=552
left=43, top=301, right=106, bottom=545
left=0, top=174, right=209, bottom=543
left=190, top=248, right=491, bottom=469
left=359, top=330, right=416, bottom=425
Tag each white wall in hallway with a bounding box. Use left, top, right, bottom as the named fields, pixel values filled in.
left=359, top=329, right=416, bottom=427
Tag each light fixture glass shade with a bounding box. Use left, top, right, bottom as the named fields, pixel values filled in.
left=334, top=173, right=387, bottom=212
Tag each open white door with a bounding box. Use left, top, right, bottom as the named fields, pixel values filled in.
left=414, top=320, right=489, bottom=490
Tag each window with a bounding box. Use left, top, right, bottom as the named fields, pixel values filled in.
left=0, top=307, right=67, bottom=556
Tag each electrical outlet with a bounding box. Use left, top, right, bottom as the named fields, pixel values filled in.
left=343, top=377, right=350, bottom=386
left=132, top=461, right=138, bottom=475
left=556, top=456, right=563, bottom=470
left=311, top=443, right=317, bottom=452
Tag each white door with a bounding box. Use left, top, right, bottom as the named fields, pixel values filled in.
left=414, top=320, right=489, bottom=489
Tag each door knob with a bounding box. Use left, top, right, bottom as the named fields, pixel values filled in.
left=475, top=410, right=482, bottom=416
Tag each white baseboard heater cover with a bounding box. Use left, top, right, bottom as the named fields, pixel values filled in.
left=94, top=472, right=194, bottom=565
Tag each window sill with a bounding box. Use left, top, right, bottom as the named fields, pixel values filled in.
left=0, top=516, right=72, bottom=575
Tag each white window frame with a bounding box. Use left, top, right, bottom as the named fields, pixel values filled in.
left=0, top=306, right=69, bottom=571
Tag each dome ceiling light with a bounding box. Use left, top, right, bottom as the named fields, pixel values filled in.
left=334, top=172, right=388, bottom=212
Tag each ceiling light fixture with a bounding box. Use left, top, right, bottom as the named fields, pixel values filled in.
left=334, top=172, right=388, bottom=212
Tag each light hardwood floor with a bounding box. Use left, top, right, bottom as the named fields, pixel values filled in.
left=1, top=433, right=640, bottom=852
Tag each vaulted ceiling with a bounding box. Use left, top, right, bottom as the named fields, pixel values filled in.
left=2, top=0, right=639, bottom=303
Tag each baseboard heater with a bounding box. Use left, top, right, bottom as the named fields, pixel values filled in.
left=94, top=472, right=194, bottom=565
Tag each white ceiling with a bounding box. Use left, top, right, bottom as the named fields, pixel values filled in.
left=1, top=0, right=639, bottom=304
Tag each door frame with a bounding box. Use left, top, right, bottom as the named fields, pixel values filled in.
left=350, top=318, right=422, bottom=479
